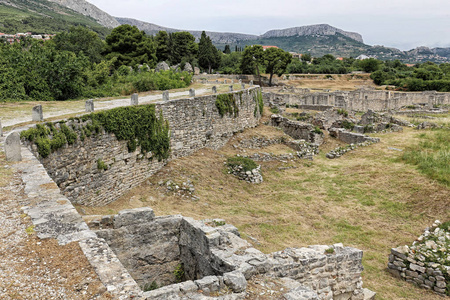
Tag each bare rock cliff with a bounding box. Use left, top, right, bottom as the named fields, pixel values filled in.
left=261, top=24, right=364, bottom=43
left=47, top=0, right=120, bottom=28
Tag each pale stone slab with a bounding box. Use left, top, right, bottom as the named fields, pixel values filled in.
left=131, top=93, right=139, bottom=105
left=85, top=99, right=94, bottom=112
left=189, top=88, right=195, bottom=97
left=162, top=91, right=169, bottom=101
left=5, top=132, right=21, bottom=161
left=32, top=105, right=43, bottom=122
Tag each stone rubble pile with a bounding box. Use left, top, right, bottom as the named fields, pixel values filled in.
left=326, top=140, right=379, bottom=159
left=158, top=179, right=199, bottom=201
left=388, top=220, right=450, bottom=297
left=228, top=164, right=263, bottom=184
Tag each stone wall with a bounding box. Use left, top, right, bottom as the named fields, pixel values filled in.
left=24, top=88, right=261, bottom=206
left=270, top=115, right=323, bottom=145
left=264, top=89, right=450, bottom=112
left=92, top=208, right=369, bottom=300
left=387, top=220, right=449, bottom=297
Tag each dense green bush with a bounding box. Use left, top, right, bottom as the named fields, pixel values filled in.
left=227, top=156, right=257, bottom=172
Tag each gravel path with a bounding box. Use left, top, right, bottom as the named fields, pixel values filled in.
left=0, top=169, right=109, bottom=299
left=2, top=89, right=209, bottom=128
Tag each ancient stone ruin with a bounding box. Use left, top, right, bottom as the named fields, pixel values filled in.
left=88, top=208, right=368, bottom=299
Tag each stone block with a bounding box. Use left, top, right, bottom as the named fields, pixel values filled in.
left=250, top=80, right=253, bottom=86
left=229, top=85, right=233, bottom=92
left=212, top=86, right=217, bottom=94
left=195, top=276, right=221, bottom=294
left=189, top=88, right=195, bottom=97
left=114, top=207, right=155, bottom=228
left=241, top=83, right=245, bottom=90
left=410, top=263, right=426, bottom=273
left=5, top=132, right=22, bottom=161
left=162, top=91, right=169, bottom=101
left=224, top=80, right=227, bottom=84
left=32, top=105, right=43, bottom=122
left=131, top=93, right=139, bottom=105
left=223, top=271, right=247, bottom=292
left=85, top=99, right=94, bottom=112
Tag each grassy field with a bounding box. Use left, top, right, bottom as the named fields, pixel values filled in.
left=79, top=114, right=450, bottom=299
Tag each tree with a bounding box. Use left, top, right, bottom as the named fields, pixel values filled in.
left=358, top=58, right=380, bottom=73
left=223, top=45, right=231, bottom=54
left=219, top=51, right=242, bottom=74
left=155, top=31, right=170, bottom=63
left=240, top=45, right=264, bottom=85
left=263, top=48, right=292, bottom=86
left=301, top=53, right=312, bottom=62
left=169, top=31, right=197, bottom=65
left=104, top=24, right=156, bottom=68
left=198, top=31, right=221, bottom=73
left=52, top=26, right=104, bottom=63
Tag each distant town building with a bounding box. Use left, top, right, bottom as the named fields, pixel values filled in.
left=289, top=52, right=301, bottom=59
left=262, top=45, right=279, bottom=50
left=356, top=54, right=377, bottom=60
left=0, top=32, right=55, bottom=44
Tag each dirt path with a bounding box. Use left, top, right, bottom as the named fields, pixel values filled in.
left=1, top=88, right=209, bottom=129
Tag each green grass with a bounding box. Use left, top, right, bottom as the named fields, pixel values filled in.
left=402, top=129, right=450, bottom=186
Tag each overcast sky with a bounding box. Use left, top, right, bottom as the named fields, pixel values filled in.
left=87, top=0, right=450, bottom=50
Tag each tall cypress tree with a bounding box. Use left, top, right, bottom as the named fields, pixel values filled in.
left=198, top=31, right=221, bottom=73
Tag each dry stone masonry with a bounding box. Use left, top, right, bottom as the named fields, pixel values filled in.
left=22, top=88, right=262, bottom=206
left=89, top=208, right=370, bottom=300
left=263, top=89, right=450, bottom=112
left=388, top=220, right=449, bottom=297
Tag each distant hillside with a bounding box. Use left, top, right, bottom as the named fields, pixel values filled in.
left=0, top=0, right=110, bottom=36
left=47, top=0, right=119, bottom=28
left=216, top=33, right=370, bottom=57
left=116, top=17, right=258, bottom=44
left=261, top=24, right=364, bottom=43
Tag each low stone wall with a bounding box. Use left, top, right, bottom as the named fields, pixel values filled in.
left=329, top=128, right=380, bottom=145
left=270, top=115, right=323, bottom=145
left=388, top=220, right=449, bottom=297
left=264, top=89, right=450, bottom=112
left=24, top=88, right=261, bottom=206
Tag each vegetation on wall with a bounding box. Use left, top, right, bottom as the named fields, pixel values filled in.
left=215, top=93, right=239, bottom=117
left=253, top=90, right=264, bottom=117
left=20, top=105, right=171, bottom=161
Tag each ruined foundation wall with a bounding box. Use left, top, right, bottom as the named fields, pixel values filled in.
left=264, top=90, right=450, bottom=112
left=27, top=88, right=261, bottom=206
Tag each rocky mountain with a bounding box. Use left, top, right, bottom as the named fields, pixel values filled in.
left=0, top=0, right=111, bottom=36
left=47, top=0, right=119, bottom=28
left=116, top=17, right=258, bottom=44
left=261, top=24, right=364, bottom=43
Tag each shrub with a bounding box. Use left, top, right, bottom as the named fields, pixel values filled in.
left=227, top=156, right=257, bottom=172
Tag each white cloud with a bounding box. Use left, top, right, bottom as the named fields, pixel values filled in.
left=87, top=0, right=450, bottom=50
